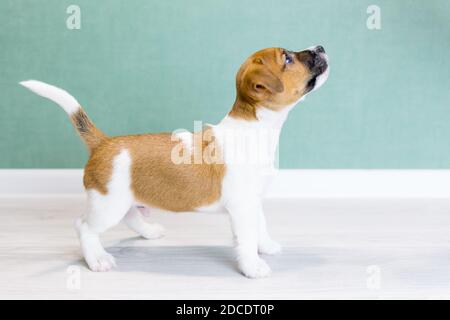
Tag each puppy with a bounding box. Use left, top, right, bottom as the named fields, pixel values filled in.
left=20, top=46, right=329, bottom=278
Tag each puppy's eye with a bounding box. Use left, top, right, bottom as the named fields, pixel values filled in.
left=284, top=53, right=293, bottom=65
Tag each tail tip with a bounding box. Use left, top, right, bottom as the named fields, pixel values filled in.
left=19, top=80, right=41, bottom=90
left=18, top=80, right=80, bottom=115
left=19, top=80, right=33, bottom=87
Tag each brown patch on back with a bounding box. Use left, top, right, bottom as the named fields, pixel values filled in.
left=83, top=127, right=225, bottom=212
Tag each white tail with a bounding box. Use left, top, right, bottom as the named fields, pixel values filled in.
left=19, top=80, right=80, bottom=115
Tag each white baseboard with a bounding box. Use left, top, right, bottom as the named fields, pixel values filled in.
left=1, top=169, right=450, bottom=198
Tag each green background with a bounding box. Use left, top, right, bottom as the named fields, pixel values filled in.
left=1, top=0, right=449, bottom=168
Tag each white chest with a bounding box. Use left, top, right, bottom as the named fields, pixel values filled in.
left=211, top=107, right=293, bottom=204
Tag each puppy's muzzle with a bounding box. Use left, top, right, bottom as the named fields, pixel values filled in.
left=297, top=45, right=328, bottom=76
left=297, top=45, right=329, bottom=92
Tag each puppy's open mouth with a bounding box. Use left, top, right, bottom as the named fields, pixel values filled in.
left=306, top=64, right=327, bottom=92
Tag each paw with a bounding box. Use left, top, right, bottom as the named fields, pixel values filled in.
left=258, top=239, right=282, bottom=255
left=239, top=257, right=271, bottom=279
left=86, top=253, right=116, bottom=272
left=140, top=223, right=165, bottom=240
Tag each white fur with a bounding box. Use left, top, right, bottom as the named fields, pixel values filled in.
left=195, top=202, right=225, bottom=213
left=19, top=80, right=80, bottom=115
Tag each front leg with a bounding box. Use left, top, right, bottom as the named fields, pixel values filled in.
left=226, top=199, right=271, bottom=279
left=258, top=208, right=282, bottom=255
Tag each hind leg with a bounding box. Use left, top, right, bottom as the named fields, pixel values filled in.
left=75, top=189, right=132, bottom=272
left=123, top=206, right=165, bottom=239
left=75, top=217, right=117, bottom=272
left=76, top=149, right=134, bottom=271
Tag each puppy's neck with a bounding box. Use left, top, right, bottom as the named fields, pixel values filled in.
left=254, top=105, right=294, bottom=130
left=228, top=98, right=258, bottom=121
left=227, top=98, right=299, bottom=129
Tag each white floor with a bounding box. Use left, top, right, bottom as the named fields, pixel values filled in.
left=1, top=196, right=450, bottom=299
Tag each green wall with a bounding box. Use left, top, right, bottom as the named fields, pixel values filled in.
left=1, top=0, right=449, bottom=168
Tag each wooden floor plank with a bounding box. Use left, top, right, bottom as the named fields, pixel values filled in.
left=1, top=196, right=450, bottom=299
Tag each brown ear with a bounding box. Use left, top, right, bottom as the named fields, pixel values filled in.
left=247, top=68, right=284, bottom=94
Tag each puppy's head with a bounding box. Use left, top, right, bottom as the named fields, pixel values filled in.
left=232, top=46, right=329, bottom=118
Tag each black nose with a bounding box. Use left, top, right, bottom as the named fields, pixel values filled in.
left=316, top=45, right=325, bottom=53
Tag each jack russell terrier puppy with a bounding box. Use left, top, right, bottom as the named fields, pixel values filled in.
left=20, top=45, right=329, bottom=278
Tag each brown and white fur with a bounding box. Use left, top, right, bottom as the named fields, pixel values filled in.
left=20, top=46, right=329, bottom=278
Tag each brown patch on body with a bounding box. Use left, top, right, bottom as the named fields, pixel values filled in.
left=83, top=127, right=225, bottom=212
left=229, top=47, right=314, bottom=120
